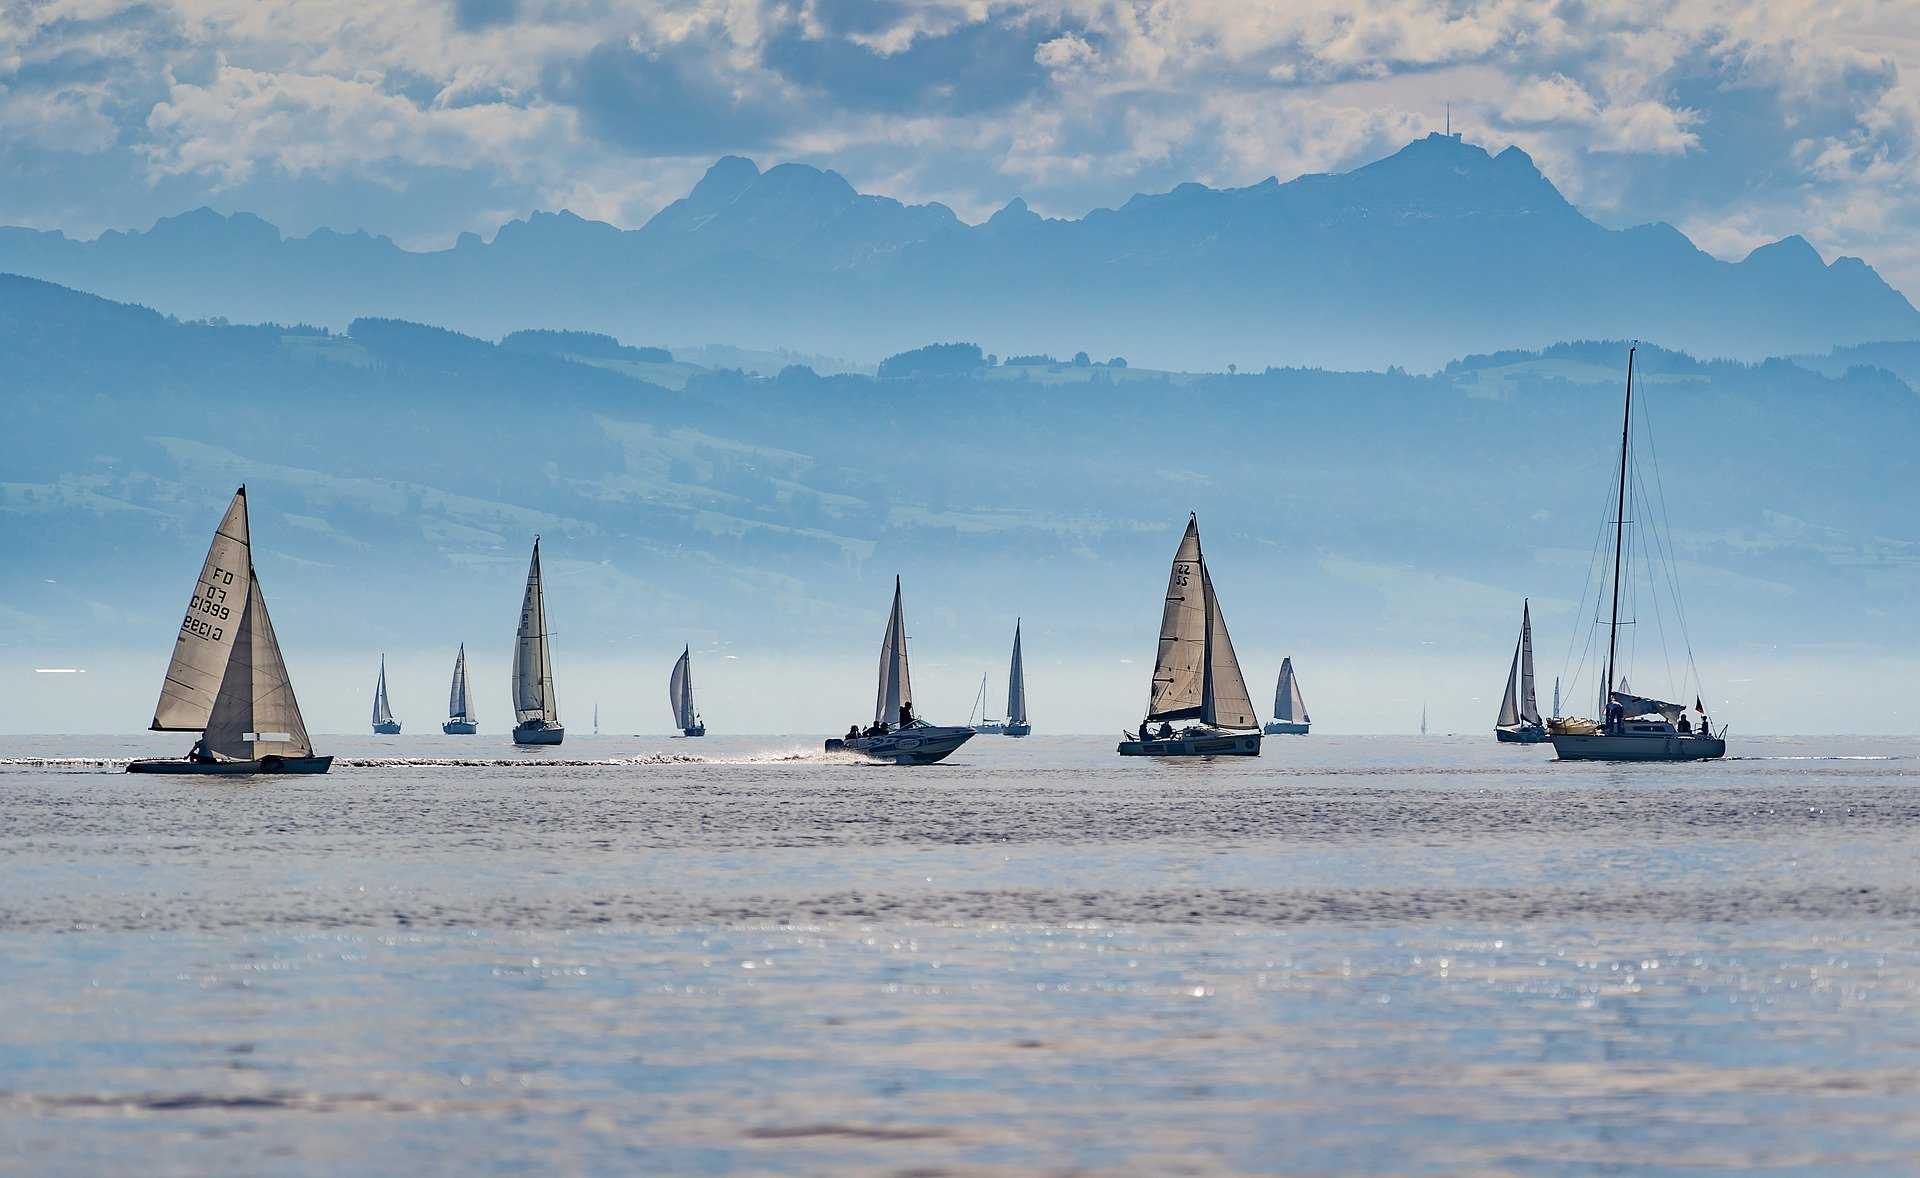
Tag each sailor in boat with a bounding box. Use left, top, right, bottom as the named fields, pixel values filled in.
left=189, top=737, right=214, bottom=764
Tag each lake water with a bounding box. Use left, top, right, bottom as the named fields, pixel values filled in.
left=3, top=733, right=1918, bottom=1175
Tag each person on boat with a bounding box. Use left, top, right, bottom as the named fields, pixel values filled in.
left=845, top=724, right=860, bottom=742
left=1138, top=722, right=1152, bottom=743
left=1156, top=721, right=1174, bottom=739
left=188, top=738, right=214, bottom=763
left=1677, top=713, right=1691, bottom=734
left=1697, top=714, right=1711, bottom=738
left=1605, top=700, right=1625, bottom=734
left=899, top=702, right=914, bottom=728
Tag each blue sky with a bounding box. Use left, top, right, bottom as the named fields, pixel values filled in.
left=4, top=0, right=1919, bottom=295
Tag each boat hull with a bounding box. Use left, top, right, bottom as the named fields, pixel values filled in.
left=1118, top=730, right=1261, bottom=757
left=127, top=755, right=333, bottom=775
left=513, top=722, right=565, bottom=746
left=1263, top=721, right=1309, bottom=735
left=972, top=722, right=1006, bottom=735
left=1496, top=723, right=1549, bottom=744
left=1550, top=732, right=1726, bottom=762
left=372, top=721, right=402, bottom=735
left=1001, top=724, right=1031, bottom=737
left=826, top=726, right=974, bottom=765
left=441, top=721, right=477, bottom=735
left=681, top=725, right=706, bottom=738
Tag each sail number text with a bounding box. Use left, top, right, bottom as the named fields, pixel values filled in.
left=180, top=566, right=237, bottom=641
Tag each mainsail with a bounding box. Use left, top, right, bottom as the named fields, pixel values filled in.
left=202, top=573, right=314, bottom=759
left=151, top=488, right=251, bottom=731
left=372, top=656, right=395, bottom=727
left=512, top=538, right=559, bottom=724
left=1147, top=515, right=1256, bottom=729
left=669, top=646, right=695, bottom=730
left=447, top=644, right=473, bottom=722
left=1147, top=518, right=1208, bottom=721
left=1274, top=657, right=1309, bottom=724
left=1497, top=601, right=1543, bottom=727
left=1006, top=620, right=1028, bottom=727
left=874, top=576, right=913, bottom=726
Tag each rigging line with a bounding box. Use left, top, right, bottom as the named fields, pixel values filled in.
left=1561, top=433, right=1624, bottom=709
left=1638, top=383, right=1706, bottom=699
left=1632, top=451, right=1677, bottom=696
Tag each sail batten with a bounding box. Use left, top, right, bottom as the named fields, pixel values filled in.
left=873, top=577, right=913, bottom=726
left=512, top=539, right=559, bottom=724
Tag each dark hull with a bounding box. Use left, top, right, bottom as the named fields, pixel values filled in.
left=825, top=726, right=973, bottom=764
left=1551, top=733, right=1727, bottom=761
left=441, top=721, right=478, bottom=734
left=1002, top=724, right=1031, bottom=737
left=372, top=722, right=402, bottom=735
left=1496, top=724, right=1550, bottom=744
left=127, top=755, right=333, bottom=775
left=681, top=725, right=706, bottom=737
left=1118, top=731, right=1261, bottom=757
left=513, top=723, right=565, bottom=746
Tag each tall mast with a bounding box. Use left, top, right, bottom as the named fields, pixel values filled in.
left=1193, top=514, right=1213, bottom=718
left=1603, top=345, right=1635, bottom=710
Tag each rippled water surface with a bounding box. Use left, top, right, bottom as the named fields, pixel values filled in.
left=4, top=733, right=1920, bottom=1175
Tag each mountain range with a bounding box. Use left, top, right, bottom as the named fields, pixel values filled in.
left=2, top=134, right=1915, bottom=370
left=5, top=272, right=1919, bottom=733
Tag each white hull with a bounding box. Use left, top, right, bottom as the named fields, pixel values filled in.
left=441, top=721, right=478, bottom=735
left=1263, top=721, right=1309, bottom=735
left=513, top=722, right=564, bottom=746
left=972, top=721, right=1006, bottom=735
left=1551, top=732, right=1726, bottom=761
left=826, top=725, right=973, bottom=764
left=1118, top=728, right=1261, bottom=757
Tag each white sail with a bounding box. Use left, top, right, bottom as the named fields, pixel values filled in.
left=151, top=487, right=252, bottom=731
left=1006, top=620, right=1028, bottom=726
left=1147, top=517, right=1208, bottom=721
left=1199, top=562, right=1258, bottom=730
left=1518, top=600, right=1541, bottom=724
left=512, top=539, right=559, bottom=724
left=372, top=656, right=395, bottom=726
left=1274, top=657, right=1309, bottom=723
left=874, top=576, right=913, bottom=727
left=1498, top=640, right=1522, bottom=726
left=202, top=572, right=313, bottom=759
left=669, top=646, right=694, bottom=730
left=448, top=644, right=473, bottom=722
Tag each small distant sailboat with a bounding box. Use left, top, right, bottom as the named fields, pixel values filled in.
left=967, top=674, right=1005, bottom=735
left=510, top=536, right=564, bottom=745
left=371, top=655, right=402, bottom=734
left=1118, top=514, right=1261, bottom=757
left=669, top=645, right=706, bottom=737
left=1420, top=703, right=1427, bottom=736
left=1264, top=657, right=1310, bottom=735
left=442, top=644, right=477, bottom=734
left=825, top=576, right=974, bottom=764
left=127, top=486, right=331, bottom=774
left=1549, top=346, right=1725, bottom=762
left=1494, top=601, right=1548, bottom=743
left=1004, top=619, right=1031, bottom=737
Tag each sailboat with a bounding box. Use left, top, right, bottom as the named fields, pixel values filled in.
left=1003, top=619, right=1031, bottom=737
left=1118, top=514, right=1261, bottom=757
left=1264, top=657, right=1310, bottom=735
left=824, top=576, right=975, bottom=764
left=127, top=486, right=331, bottom=775
left=442, top=644, right=477, bottom=734
left=371, top=655, right=402, bottom=734
left=1494, top=601, right=1547, bottom=743
left=967, top=673, right=1005, bottom=734
left=1549, top=346, right=1726, bottom=762
left=669, top=645, right=706, bottom=736
left=510, top=536, right=564, bottom=745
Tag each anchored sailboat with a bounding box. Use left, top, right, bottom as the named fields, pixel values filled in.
left=1494, top=601, right=1547, bottom=743
left=371, top=655, right=401, bottom=734
left=669, top=646, right=705, bottom=736
left=1264, top=657, right=1310, bottom=735
left=967, top=673, right=1005, bottom=734
left=128, top=487, right=331, bottom=775
left=1118, top=514, right=1261, bottom=757
left=1549, top=346, right=1726, bottom=762
left=825, top=576, right=975, bottom=764
left=443, top=644, right=477, bottom=734
left=1004, top=619, right=1031, bottom=737
left=511, top=536, right=564, bottom=745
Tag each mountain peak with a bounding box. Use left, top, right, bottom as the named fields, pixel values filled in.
left=689, top=156, right=762, bottom=207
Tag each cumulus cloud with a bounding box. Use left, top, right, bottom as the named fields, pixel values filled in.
left=0, top=0, right=1916, bottom=299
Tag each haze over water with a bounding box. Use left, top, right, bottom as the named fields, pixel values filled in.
left=4, top=733, right=1918, bottom=1174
